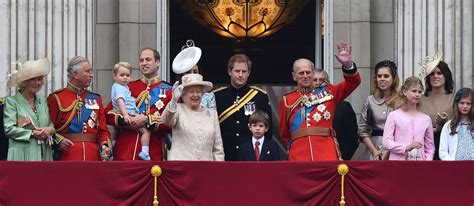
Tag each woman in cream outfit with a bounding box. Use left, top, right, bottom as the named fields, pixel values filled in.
left=162, top=73, right=224, bottom=161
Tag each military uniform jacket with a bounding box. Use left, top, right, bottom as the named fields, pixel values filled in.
left=105, top=76, right=172, bottom=161
left=47, top=83, right=111, bottom=161
left=279, top=70, right=361, bottom=161
left=214, top=84, right=272, bottom=161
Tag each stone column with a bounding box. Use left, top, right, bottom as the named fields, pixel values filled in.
left=94, top=0, right=161, bottom=103
left=333, top=0, right=372, bottom=113
left=95, top=0, right=119, bottom=103
left=0, top=0, right=94, bottom=97
left=396, top=0, right=473, bottom=88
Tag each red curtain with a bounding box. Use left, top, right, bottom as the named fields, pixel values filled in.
left=0, top=161, right=472, bottom=206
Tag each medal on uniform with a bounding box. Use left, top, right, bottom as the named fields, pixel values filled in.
left=312, top=112, right=322, bottom=122
left=244, top=102, right=256, bottom=116
left=155, top=99, right=164, bottom=110
left=90, top=111, right=97, bottom=121
left=234, top=96, right=240, bottom=105
left=159, top=87, right=167, bottom=98
left=317, top=104, right=326, bottom=112
left=85, top=99, right=100, bottom=109
left=87, top=119, right=95, bottom=128
left=323, top=110, right=331, bottom=120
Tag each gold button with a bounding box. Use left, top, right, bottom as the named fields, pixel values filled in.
left=236, top=133, right=239, bottom=137
left=236, top=121, right=240, bottom=124
left=236, top=146, right=239, bottom=149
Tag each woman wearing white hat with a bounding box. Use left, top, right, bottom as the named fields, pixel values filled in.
left=162, top=74, right=224, bottom=161
left=418, top=50, right=455, bottom=160
left=4, top=58, right=55, bottom=161
left=172, top=40, right=216, bottom=110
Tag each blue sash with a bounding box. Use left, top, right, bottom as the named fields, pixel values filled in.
left=290, top=105, right=315, bottom=132
left=137, top=82, right=172, bottom=113
left=67, top=93, right=98, bottom=133
left=289, top=87, right=327, bottom=132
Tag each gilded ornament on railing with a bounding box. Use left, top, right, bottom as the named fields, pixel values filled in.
left=151, top=165, right=163, bottom=206
left=337, top=163, right=349, bottom=206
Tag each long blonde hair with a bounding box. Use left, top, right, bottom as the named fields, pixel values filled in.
left=400, top=77, right=424, bottom=109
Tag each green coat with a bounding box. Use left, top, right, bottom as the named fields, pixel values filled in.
left=4, top=92, right=54, bottom=161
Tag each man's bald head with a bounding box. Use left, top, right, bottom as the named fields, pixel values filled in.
left=292, top=58, right=314, bottom=73
left=292, top=58, right=315, bottom=88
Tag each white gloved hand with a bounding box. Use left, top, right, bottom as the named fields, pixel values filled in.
left=169, top=81, right=183, bottom=110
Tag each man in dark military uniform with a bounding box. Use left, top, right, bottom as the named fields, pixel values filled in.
left=214, top=54, right=273, bottom=161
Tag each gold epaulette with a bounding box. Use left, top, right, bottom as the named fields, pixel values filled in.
left=250, top=86, right=267, bottom=94
left=283, top=89, right=298, bottom=96
left=50, top=88, right=65, bottom=94
left=52, top=94, right=78, bottom=112
left=212, top=86, right=227, bottom=93
left=0, top=97, right=4, bottom=105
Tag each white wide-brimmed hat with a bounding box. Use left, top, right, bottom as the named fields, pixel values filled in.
left=7, top=58, right=51, bottom=88
left=172, top=40, right=202, bottom=74
left=181, top=73, right=213, bottom=92
left=418, top=49, right=442, bottom=79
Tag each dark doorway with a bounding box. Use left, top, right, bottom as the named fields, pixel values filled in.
left=170, top=1, right=317, bottom=85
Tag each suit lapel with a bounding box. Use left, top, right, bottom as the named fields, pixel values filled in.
left=259, top=140, right=271, bottom=161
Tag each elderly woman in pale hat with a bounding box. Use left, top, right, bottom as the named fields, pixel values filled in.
left=162, top=74, right=224, bottom=161
left=4, top=58, right=55, bottom=161
left=418, top=50, right=455, bottom=160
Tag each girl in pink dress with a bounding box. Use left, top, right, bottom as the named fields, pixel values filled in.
left=383, top=77, right=435, bottom=160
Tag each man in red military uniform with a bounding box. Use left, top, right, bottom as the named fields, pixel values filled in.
left=279, top=42, right=361, bottom=161
left=105, top=48, right=172, bottom=161
left=48, top=56, right=112, bottom=161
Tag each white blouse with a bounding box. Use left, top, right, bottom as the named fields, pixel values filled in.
left=439, top=120, right=459, bottom=160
